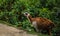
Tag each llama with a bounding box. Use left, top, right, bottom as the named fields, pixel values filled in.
left=24, top=12, right=55, bottom=36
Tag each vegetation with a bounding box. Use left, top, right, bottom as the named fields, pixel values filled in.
left=0, top=0, right=60, bottom=36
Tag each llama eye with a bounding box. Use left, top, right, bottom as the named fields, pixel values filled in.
left=25, top=13, right=28, bottom=15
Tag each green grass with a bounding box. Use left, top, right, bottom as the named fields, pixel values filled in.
left=26, top=29, right=49, bottom=36
left=0, top=20, right=11, bottom=25
left=0, top=20, right=17, bottom=28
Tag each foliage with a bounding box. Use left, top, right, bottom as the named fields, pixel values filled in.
left=0, top=0, right=60, bottom=36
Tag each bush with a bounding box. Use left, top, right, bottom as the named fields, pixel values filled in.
left=0, top=0, right=60, bottom=35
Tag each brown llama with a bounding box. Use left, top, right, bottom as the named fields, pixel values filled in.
left=24, top=12, right=55, bottom=36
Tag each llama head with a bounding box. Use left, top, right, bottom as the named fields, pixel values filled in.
left=24, top=12, right=30, bottom=17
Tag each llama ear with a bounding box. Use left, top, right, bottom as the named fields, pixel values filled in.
left=25, top=12, right=28, bottom=14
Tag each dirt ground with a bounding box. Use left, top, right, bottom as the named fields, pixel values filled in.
left=0, top=23, right=37, bottom=36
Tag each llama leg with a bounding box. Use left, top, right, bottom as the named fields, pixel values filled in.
left=47, top=29, right=52, bottom=36
left=33, top=24, right=39, bottom=32
left=35, top=27, right=39, bottom=32
left=32, top=21, right=39, bottom=32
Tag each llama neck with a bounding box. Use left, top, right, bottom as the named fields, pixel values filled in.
left=27, top=15, right=32, bottom=23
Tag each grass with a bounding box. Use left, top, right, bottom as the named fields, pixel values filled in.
left=0, top=20, right=17, bottom=28
left=0, top=20, right=12, bottom=25
left=27, top=31, right=48, bottom=36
